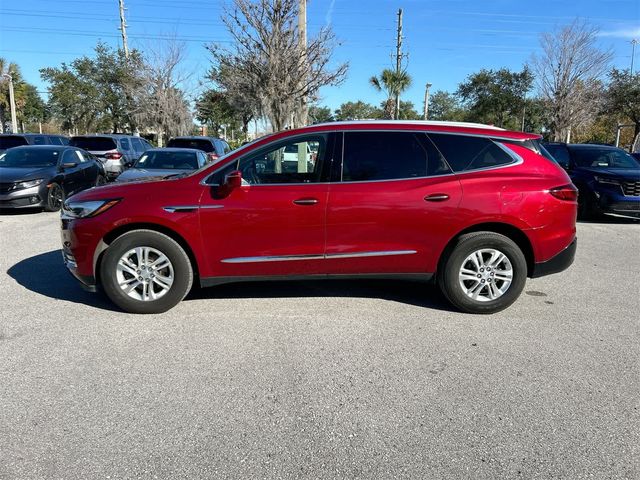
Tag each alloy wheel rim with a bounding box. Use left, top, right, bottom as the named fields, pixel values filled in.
left=458, top=248, right=513, bottom=302
left=49, top=185, right=63, bottom=209
left=116, top=246, right=174, bottom=301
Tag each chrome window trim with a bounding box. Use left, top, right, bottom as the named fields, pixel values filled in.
left=220, top=250, right=417, bottom=264
left=199, top=130, right=528, bottom=188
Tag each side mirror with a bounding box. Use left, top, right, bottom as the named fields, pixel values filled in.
left=61, top=162, right=78, bottom=169
left=214, top=170, right=243, bottom=198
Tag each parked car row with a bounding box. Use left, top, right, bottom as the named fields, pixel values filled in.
left=0, top=133, right=231, bottom=211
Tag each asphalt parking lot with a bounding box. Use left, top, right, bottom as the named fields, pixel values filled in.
left=0, top=210, right=638, bottom=479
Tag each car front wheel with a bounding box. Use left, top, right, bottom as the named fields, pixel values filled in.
left=438, top=232, right=527, bottom=314
left=100, top=230, right=194, bottom=314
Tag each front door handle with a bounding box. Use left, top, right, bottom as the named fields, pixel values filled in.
left=424, top=193, right=450, bottom=202
left=293, top=198, right=319, bottom=206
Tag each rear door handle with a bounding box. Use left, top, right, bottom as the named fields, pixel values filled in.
left=293, top=198, right=319, bottom=206
left=424, top=193, right=450, bottom=202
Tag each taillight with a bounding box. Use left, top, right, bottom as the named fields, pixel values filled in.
left=105, top=151, right=123, bottom=160
left=549, top=184, right=578, bottom=201
left=207, top=152, right=219, bottom=162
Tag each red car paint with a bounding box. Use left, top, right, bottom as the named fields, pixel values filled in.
left=61, top=121, right=577, bottom=293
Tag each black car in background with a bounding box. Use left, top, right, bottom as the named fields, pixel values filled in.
left=544, top=142, right=640, bottom=219
left=0, top=145, right=105, bottom=211
left=0, top=133, right=69, bottom=154
left=166, top=136, right=231, bottom=162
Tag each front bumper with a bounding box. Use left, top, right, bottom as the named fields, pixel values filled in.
left=61, top=217, right=100, bottom=292
left=592, top=188, right=640, bottom=219
left=531, top=238, right=577, bottom=278
left=0, top=184, right=46, bottom=208
left=62, top=247, right=97, bottom=292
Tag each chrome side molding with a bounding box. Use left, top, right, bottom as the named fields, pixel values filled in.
left=221, top=250, right=417, bottom=264
left=163, top=205, right=224, bottom=213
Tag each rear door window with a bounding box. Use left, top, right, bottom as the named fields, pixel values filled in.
left=48, top=136, right=63, bottom=145
left=167, top=138, right=215, bottom=153
left=119, top=138, right=131, bottom=151
left=341, top=131, right=450, bottom=182
left=33, top=136, right=47, bottom=145
left=70, top=137, right=118, bottom=151
left=428, top=133, right=515, bottom=172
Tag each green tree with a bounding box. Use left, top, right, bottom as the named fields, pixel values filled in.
left=308, top=105, right=334, bottom=124
left=334, top=101, right=381, bottom=120
left=456, top=67, right=533, bottom=129
left=0, top=59, right=48, bottom=133
left=428, top=90, right=467, bottom=121
left=369, top=68, right=412, bottom=119
left=196, top=89, right=240, bottom=135
left=41, top=43, right=145, bottom=133
left=606, top=68, right=640, bottom=140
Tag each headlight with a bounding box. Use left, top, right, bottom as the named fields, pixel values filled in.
left=62, top=199, right=120, bottom=218
left=594, top=176, right=620, bottom=186
left=13, top=178, right=44, bottom=190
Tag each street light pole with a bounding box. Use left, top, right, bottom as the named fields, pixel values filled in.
left=631, top=39, right=638, bottom=75
left=423, top=83, right=432, bottom=120
left=2, top=74, right=18, bottom=133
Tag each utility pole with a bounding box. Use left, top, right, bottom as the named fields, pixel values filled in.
left=297, top=0, right=308, bottom=128
left=423, top=83, right=432, bottom=120
left=118, top=0, right=130, bottom=59
left=1, top=74, right=18, bottom=133
left=394, top=8, right=403, bottom=120
left=631, top=39, right=638, bottom=75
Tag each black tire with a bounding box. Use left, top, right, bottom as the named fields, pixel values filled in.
left=44, top=183, right=64, bottom=212
left=100, top=230, right=194, bottom=314
left=95, top=174, right=107, bottom=186
left=577, top=188, right=600, bottom=221
left=437, top=232, right=527, bottom=314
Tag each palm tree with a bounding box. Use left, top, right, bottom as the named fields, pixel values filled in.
left=369, top=68, right=412, bottom=120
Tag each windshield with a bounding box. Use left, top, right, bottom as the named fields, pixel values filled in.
left=167, top=138, right=215, bottom=153
left=70, top=136, right=117, bottom=151
left=0, top=148, right=60, bottom=168
left=572, top=147, right=640, bottom=169
left=0, top=136, right=28, bottom=149
left=135, top=151, right=199, bottom=170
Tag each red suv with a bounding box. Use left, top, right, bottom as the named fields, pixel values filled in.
left=61, top=121, right=577, bottom=314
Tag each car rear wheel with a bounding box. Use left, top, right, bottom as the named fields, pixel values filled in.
left=438, top=232, right=527, bottom=314
left=44, top=183, right=64, bottom=212
left=100, top=230, right=193, bottom=314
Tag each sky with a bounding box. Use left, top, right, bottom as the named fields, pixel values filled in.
left=1, top=0, right=639, bottom=113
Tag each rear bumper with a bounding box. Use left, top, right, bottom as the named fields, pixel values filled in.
left=531, top=238, right=576, bottom=278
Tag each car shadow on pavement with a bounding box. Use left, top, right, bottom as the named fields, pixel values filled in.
left=8, top=250, right=455, bottom=312
left=6, top=249, right=119, bottom=312
left=0, top=208, right=46, bottom=216
left=188, top=279, right=457, bottom=312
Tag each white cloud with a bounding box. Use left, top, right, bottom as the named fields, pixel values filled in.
left=325, top=0, right=336, bottom=28
left=598, top=27, right=640, bottom=39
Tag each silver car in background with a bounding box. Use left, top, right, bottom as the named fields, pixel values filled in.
left=69, top=135, right=152, bottom=180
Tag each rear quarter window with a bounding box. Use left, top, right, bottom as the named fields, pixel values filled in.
left=428, top=133, right=515, bottom=172
left=0, top=136, right=28, bottom=149
left=119, top=138, right=130, bottom=151
left=70, top=137, right=118, bottom=151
